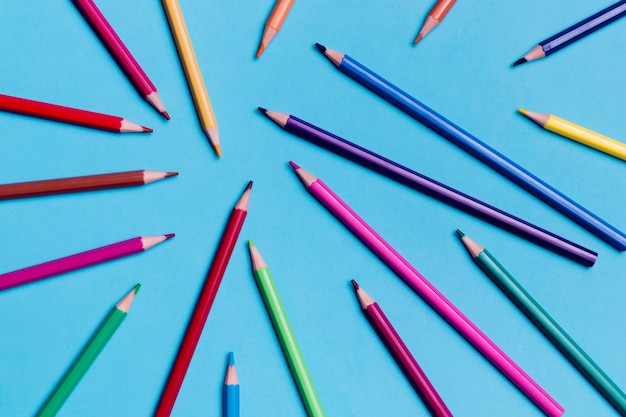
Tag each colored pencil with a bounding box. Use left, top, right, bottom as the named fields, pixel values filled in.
left=35, top=284, right=140, bottom=417
left=256, top=0, right=295, bottom=58
left=161, top=0, right=221, bottom=156
left=315, top=43, right=626, bottom=251
left=519, top=109, right=626, bottom=162
left=248, top=240, right=326, bottom=417
left=153, top=182, right=252, bottom=417
left=0, top=234, right=173, bottom=292
left=0, top=170, right=177, bottom=200
left=72, top=0, right=169, bottom=119
left=351, top=280, right=453, bottom=417
left=258, top=108, right=597, bottom=267
left=0, top=93, right=151, bottom=133
left=290, top=162, right=563, bottom=417
left=513, top=1, right=626, bottom=66
left=414, top=0, right=457, bottom=45
left=456, top=230, right=626, bottom=415
left=223, top=352, right=240, bottom=417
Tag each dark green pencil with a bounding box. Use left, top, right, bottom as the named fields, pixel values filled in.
left=457, top=230, right=626, bottom=415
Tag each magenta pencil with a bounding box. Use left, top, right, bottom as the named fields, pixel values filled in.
left=0, top=234, right=174, bottom=291
left=352, top=280, right=453, bottom=417
left=72, top=0, right=169, bottom=118
left=290, top=162, right=563, bottom=417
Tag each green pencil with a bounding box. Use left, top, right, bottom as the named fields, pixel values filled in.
left=457, top=230, right=626, bottom=415
left=35, top=284, right=140, bottom=417
left=248, top=241, right=326, bottom=417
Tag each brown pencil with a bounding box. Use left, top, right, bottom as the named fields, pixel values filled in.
left=0, top=170, right=177, bottom=200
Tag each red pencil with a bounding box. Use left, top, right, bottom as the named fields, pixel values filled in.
left=72, top=0, right=169, bottom=119
left=0, top=170, right=177, bottom=200
left=0, top=93, right=152, bottom=133
left=153, top=181, right=253, bottom=417
left=352, top=280, right=453, bottom=417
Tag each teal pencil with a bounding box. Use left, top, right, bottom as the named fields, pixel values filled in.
left=223, top=352, right=239, bottom=417
left=248, top=240, right=326, bottom=417
left=457, top=230, right=626, bottom=415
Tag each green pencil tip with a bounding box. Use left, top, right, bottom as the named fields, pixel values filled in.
left=248, top=240, right=255, bottom=247
left=455, top=229, right=465, bottom=238
left=133, top=283, right=141, bottom=294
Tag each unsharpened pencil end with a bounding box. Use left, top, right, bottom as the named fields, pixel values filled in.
left=165, top=233, right=175, bottom=240
left=133, top=283, right=141, bottom=294
left=513, top=58, right=527, bottom=67
left=258, top=107, right=267, bottom=114
left=162, top=111, right=171, bottom=120
left=455, top=229, right=465, bottom=238
left=314, top=43, right=326, bottom=52
left=142, top=126, right=153, bottom=133
left=413, top=34, right=423, bottom=45
left=289, top=161, right=300, bottom=170
left=351, top=279, right=359, bottom=290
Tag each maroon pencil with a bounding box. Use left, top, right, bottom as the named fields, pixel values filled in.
left=352, top=280, right=453, bottom=417
left=0, top=170, right=177, bottom=200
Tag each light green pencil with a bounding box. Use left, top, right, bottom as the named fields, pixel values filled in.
left=248, top=241, right=326, bottom=417
left=35, top=284, right=140, bottom=417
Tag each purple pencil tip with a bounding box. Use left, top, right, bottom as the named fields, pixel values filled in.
left=351, top=279, right=359, bottom=290
left=289, top=161, right=300, bottom=170
left=245, top=181, right=253, bottom=191
left=164, top=233, right=175, bottom=240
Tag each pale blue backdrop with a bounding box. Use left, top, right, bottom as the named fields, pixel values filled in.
left=0, top=0, right=625, bottom=416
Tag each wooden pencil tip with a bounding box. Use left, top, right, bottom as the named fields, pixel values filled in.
left=513, top=58, right=527, bottom=67
left=413, top=34, right=423, bottom=45
left=289, top=161, right=300, bottom=170
left=257, top=107, right=267, bottom=114
left=455, top=229, right=465, bottom=238
left=165, top=172, right=179, bottom=178
left=133, top=283, right=141, bottom=294
left=245, top=180, right=253, bottom=191
left=164, top=233, right=175, bottom=240
left=350, top=279, right=359, bottom=290
left=162, top=111, right=171, bottom=120
left=314, top=43, right=326, bottom=52
left=142, top=126, right=153, bottom=133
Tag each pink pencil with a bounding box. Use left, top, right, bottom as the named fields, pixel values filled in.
left=72, top=0, right=169, bottom=119
left=290, top=162, right=563, bottom=417
left=0, top=234, right=174, bottom=291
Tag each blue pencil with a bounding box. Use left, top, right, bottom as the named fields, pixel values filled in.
left=314, top=43, right=626, bottom=251
left=223, top=352, right=240, bottom=417
left=514, top=1, right=626, bottom=66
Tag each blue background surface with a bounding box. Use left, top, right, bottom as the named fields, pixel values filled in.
left=1, top=0, right=625, bottom=416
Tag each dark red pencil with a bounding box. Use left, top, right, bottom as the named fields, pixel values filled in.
left=153, top=181, right=252, bottom=417
left=0, top=93, right=151, bottom=133
left=352, top=280, right=453, bottom=417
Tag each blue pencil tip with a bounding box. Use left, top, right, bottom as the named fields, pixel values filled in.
left=228, top=352, right=235, bottom=366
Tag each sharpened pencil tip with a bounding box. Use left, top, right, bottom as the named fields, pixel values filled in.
left=256, top=42, right=266, bottom=58
left=165, top=172, right=179, bottom=178
left=228, top=351, right=235, bottom=366
left=245, top=181, right=253, bottom=191
left=455, top=229, right=465, bottom=238
left=288, top=161, right=300, bottom=170
left=413, top=34, right=423, bottom=45
left=248, top=240, right=255, bottom=247
left=518, top=108, right=528, bottom=116
left=513, top=58, right=527, bottom=67
left=258, top=107, right=267, bottom=114
left=314, top=43, right=326, bottom=52
left=351, top=279, right=359, bottom=290
left=162, top=111, right=171, bottom=120
left=142, top=126, right=153, bottom=133
left=164, top=233, right=175, bottom=240
left=133, top=283, right=141, bottom=294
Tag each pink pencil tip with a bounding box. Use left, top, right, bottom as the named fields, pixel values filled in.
left=162, top=111, right=171, bottom=120
left=245, top=180, right=253, bottom=191
left=165, top=172, right=179, bottom=178
left=164, top=233, right=175, bottom=240
left=288, top=161, right=300, bottom=170
left=142, top=126, right=153, bottom=133
left=351, top=279, right=359, bottom=289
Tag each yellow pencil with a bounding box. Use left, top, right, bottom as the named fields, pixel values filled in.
left=162, top=0, right=221, bottom=157
left=519, top=109, right=626, bottom=162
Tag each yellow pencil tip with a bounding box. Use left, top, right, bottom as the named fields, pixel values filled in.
left=214, top=144, right=222, bottom=158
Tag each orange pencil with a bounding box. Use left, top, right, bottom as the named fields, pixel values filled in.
left=414, top=0, right=457, bottom=45
left=256, top=0, right=295, bottom=58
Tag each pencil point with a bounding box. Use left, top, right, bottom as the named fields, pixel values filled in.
left=256, top=42, right=266, bottom=58
left=245, top=181, right=253, bottom=191
left=351, top=279, right=359, bottom=290
left=162, top=111, right=171, bottom=120
left=248, top=240, right=255, bottom=247
left=214, top=144, right=223, bottom=158
left=142, top=126, right=153, bottom=133
left=413, top=34, right=423, bottom=45
left=165, top=172, right=179, bottom=178
left=513, top=57, right=527, bottom=67
left=228, top=351, right=235, bottom=366
left=289, top=161, right=300, bottom=170
left=165, top=233, right=175, bottom=240
left=518, top=108, right=528, bottom=116
left=314, top=43, right=326, bottom=52
left=258, top=107, right=267, bottom=114
left=455, top=229, right=465, bottom=238
left=133, top=283, right=141, bottom=294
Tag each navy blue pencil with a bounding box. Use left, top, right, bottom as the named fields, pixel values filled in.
left=223, top=352, right=240, bottom=417
left=514, top=1, right=626, bottom=66
left=314, top=43, right=626, bottom=251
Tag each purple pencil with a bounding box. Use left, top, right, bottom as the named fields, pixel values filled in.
left=258, top=108, right=597, bottom=267
left=0, top=234, right=174, bottom=291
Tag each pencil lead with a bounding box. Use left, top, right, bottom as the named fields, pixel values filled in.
left=455, top=229, right=465, bottom=238
left=165, top=233, right=175, bottom=240
left=413, top=34, right=423, bottom=45
left=142, top=126, right=153, bottom=133
left=256, top=42, right=266, bottom=58
left=350, top=279, right=359, bottom=290
left=133, top=283, right=141, bottom=294
left=288, top=161, right=300, bottom=170
left=162, top=111, right=171, bottom=121
left=257, top=107, right=267, bottom=114
left=228, top=351, right=235, bottom=366
left=314, top=43, right=326, bottom=52
left=518, top=108, right=528, bottom=116
left=248, top=239, right=255, bottom=247
left=165, top=172, right=179, bottom=178
left=513, top=57, right=527, bottom=67
left=245, top=180, right=253, bottom=191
